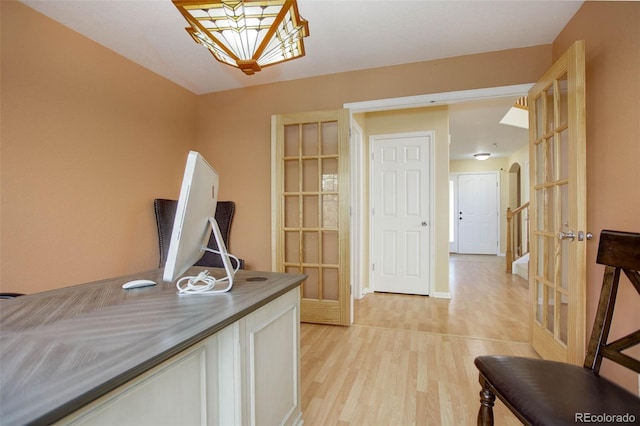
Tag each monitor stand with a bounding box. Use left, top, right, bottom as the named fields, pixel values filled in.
left=209, top=216, right=236, bottom=288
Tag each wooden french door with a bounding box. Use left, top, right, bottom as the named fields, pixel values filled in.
left=273, top=109, right=351, bottom=325
left=529, top=41, right=587, bottom=364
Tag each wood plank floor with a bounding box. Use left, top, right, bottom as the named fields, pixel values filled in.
left=300, top=254, right=538, bottom=425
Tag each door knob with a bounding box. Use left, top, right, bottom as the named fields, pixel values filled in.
left=421, top=221, right=429, bottom=227
left=578, top=231, right=593, bottom=241
left=558, top=231, right=576, bottom=241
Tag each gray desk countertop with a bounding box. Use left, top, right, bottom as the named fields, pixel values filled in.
left=0, top=267, right=305, bottom=426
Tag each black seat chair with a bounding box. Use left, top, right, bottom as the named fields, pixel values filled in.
left=0, top=293, right=24, bottom=299
left=154, top=199, right=244, bottom=270
left=474, top=229, right=640, bottom=425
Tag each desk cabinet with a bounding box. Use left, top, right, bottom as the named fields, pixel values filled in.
left=59, top=287, right=301, bottom=426
left=240, top=286, right=301, bottom=426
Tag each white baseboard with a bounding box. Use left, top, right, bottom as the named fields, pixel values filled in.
left=431, top=292, right=452, bottom=299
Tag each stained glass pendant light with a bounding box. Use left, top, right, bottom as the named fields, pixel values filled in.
left=173, top=0, right=309, bottom=75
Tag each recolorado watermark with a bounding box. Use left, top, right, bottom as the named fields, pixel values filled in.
left=575, top=412, right=636, bottom=423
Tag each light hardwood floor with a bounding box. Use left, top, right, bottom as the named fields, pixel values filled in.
left=300, top=254, right=538, bottom=425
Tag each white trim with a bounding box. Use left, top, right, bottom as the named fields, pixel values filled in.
left=431, top=292, right=452, bottom=299
left=428, top=134, right=436, bottom=297
left=350, top=120, right=365, bottom=301
left=448, top=175, right=459, bottom=253
left=270, top=115, right=278, bottom=271
left=344, top=84, right=533, bottom=113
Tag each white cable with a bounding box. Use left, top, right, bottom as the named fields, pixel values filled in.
left=175, top=249, right=240, bottom=295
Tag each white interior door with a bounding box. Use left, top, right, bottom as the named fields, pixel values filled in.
left=457, top=173, right=498, bottom=254
left=371, top=133, right=432, bottom=295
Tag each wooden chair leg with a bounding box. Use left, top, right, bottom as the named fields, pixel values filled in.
left=478, top=377, right=496, bottom=426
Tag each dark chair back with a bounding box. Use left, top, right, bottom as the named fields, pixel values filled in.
left=0, top=293, right=24, bottom=299
left=584, top=229, right=640, bottom=373
left=153, top=199, right=243, bottom=270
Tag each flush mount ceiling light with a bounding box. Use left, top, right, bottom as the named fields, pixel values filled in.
left=474, top=153, right=491, bottom=161
left=173, top=0, right=309, bottom=75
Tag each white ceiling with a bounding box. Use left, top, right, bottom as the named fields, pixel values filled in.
left=20, top=0, right=583, bottom=160
left=449, top=97, right=529, bottom=161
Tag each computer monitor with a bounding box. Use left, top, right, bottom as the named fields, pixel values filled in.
left=162, top=151, right=236, bottom=290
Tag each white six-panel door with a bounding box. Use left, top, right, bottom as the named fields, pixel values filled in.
left=371, top=133, right=432, bottom=295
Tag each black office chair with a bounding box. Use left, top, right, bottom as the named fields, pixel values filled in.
left=154, top=198, right=244, bottom=270
left=0, top=293, right=24, bottom=299
left=474, top=229, right=640, bottom=425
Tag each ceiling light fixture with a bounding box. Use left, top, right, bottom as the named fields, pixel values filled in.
left=173, top=0, right=309, bottom=75
left=474, top=153, right=491, bottom=161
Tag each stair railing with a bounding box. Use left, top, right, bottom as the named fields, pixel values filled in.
left=506, top=202, right=530, bottom=273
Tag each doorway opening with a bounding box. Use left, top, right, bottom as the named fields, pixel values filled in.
left=345, top=83, right=533, bottom=302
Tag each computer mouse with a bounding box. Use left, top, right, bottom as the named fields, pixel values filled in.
left=122, top=279, right=157, bottom=289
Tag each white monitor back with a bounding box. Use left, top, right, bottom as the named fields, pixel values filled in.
left=163, top=151, right=218, bottom=283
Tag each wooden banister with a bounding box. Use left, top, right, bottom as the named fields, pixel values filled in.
left=509, top=202, right=529, bottom=217
left=506, top=202, right=530, bottom=273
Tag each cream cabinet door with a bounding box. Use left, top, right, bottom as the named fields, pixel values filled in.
left=59, top=288, right=302, bottom=426
left=60, top=333, right=223, bottom=425
left=240, top=287, right=302, bottom=426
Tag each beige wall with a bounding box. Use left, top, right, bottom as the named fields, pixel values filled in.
left=197, top=46, right=552, bottom=274
left=1, top=2, right=197, bottom=293
left=1, top=0, right=638, bottom=395
left=2, top=2, right=546, bottom=295
left=0, top=2, right=553, bottom=295
left=552, top=1, right=640, bottom=393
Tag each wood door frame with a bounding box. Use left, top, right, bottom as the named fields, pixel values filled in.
left=369, top=131, right=435, bottom=295
left=345, top=83, right=533, bottom=298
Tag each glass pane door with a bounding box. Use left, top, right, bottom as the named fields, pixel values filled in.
left=529, top=41, right=586, bottom=364
left=532, top=73, right=570, bottom=346
left=275, top=110, right=350, bottom=325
